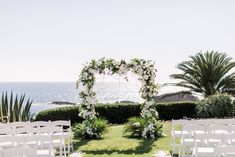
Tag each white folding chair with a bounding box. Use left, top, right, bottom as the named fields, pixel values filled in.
left=0, top=123, right=11, bottom=129
left=192, top=133, right=226, bottom=157
left=192, top=143, right=215, bottom=157
left=192, top=133, right=225, bottom=157
left=37, top=135, right=55, bottom=157
left=3, top=146, right=37, bottom=157
left=207, top=124, right=230, bottom=134
left=0, top=127, right=14, bottom=136
left=224, top=133, right=235, bottom=145
left=51, top=120, right=73, bottom=154
left=25, top=135, right=39, bottom=148
left=179, top=125, right=207, bottom=157
left=229, top=125, right=235, bottom=133
left=171, top=119, right=190, bottom=154
left=39, top=126, right=66, bottom=157
left=214, top=145, right=235, bottom=157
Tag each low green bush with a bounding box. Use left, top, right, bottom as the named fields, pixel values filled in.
left=196, top=94, right=234, bottom=118
left=157, top=101, right=197, bottom=120
left=123, top=117, right=163, bottom=138
left=35, top=101, right=197, bottom=125
left=72, top=118, right=108, bottom=139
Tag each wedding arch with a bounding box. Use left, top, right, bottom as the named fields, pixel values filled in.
left=76, top=58, right=159, bottom=139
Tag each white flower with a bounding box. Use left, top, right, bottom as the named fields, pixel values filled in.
left=118, top=64, right=127, bottom=75
left=96, top=60, right=102, bottom=66
left=154, top=150, right=171, bottom=157
left=145, top=101, right=154, bottom=108
left=112, top=60, right=119, bottom=66
left=143, top=75, right=149, bottom=80
left=138, top=69, right=143, bottom=75
left=88, top=68, right=96, bottom=74
left=133, top=122, right=140, bottom=127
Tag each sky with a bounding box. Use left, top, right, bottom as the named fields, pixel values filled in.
left=0, top=0, right=235, bottom=84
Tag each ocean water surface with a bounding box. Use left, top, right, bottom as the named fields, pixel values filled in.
left=0, top=82, right=142, bottom=113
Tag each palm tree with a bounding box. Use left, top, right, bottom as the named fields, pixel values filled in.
left=170, top=51, right=235, bottom=97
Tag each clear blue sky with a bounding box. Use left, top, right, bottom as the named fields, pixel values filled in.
left=0, top=0, right=235, bottom=84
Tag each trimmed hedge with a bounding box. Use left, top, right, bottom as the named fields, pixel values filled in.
left=35, top=102, right=197, bottom=125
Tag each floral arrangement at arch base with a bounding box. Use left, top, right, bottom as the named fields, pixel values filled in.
left=76, top=58, right=162, bottom=139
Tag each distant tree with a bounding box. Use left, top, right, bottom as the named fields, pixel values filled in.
left=170, top=51, right=235, bottom=97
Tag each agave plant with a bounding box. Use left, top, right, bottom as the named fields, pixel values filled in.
left=170, top=51, right=235, bottom=97
left=0, top=92, right=33, bottom=122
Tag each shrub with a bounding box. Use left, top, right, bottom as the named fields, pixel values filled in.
left=35, top=102, right=197, bottom=125
left=0, top=92, right=33, bottom=122
left=156, top=101, right=197, bottom=120
left=123, top=117, right=163, bottom=138
left=196, top=94, right=234, bottom=118
left=35, top=106, right=83, bottom=125
left=72, top=118, right=108, bottom=139
left=96, top=103, right=141, bottom=123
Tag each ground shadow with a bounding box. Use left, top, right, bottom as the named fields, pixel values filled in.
left=73, top=138, right=155, bottom=156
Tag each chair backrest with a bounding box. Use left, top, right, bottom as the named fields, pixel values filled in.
left=213, top=119, right=235, bottom=125
left=0, top=128, right=14, bottom=136
left=15, top=127, right=28, bottom=135
left=10, top=121, right=29, bottom=128
left=207, top=124, right=230, bottom=134
left=29, top=121, right=51, bottom=128
left=182, top=124, right=207, bottom=136
left=3, top=146, right=37, bottom=157
left=51, top=120, right=72, bottom=133
left=0, top=123, right=10, bottom=129
left=172, top=119, right=190, bottom=127
left=51, top=120, right=70, bottom=127
left=193, top=119, right=210, bottom=125
left=39, top=125, right=63, bottom=135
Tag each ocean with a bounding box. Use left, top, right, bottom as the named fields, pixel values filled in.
left=0, top=82, right=143, bottom=114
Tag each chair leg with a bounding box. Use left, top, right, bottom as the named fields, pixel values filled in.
left=64, top=144, right=67, bottom=157
left=59, top=147, right=62, bottom=157
left=71, top=138, right=74, bottom=151
left=68, top=143, right=71, bottom=154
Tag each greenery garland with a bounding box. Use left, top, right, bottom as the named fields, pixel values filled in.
left=77, top=58, right=159, bottom=139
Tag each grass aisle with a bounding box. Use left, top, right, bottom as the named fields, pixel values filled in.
left=73, top=122, right=171, bottom=157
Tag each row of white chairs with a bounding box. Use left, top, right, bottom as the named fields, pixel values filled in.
left=0, top=120, right=73, bottom=157
left=0, top=135, right=61, bottom=157
left=193, top=144, right=235, bottom=157
left=0, top=146, right=38, bottom=157
left=182, top=133, right=235, bottom=157
left=171, top=118, right=235, bottom=156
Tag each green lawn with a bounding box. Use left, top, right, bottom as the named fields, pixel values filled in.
left=73, top=121, right=171, bottom=157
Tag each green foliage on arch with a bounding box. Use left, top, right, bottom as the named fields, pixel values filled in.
left=77, top=58, right=159, bottom=139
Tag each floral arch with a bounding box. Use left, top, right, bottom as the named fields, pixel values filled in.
left=76, top=58, right=159, bottom=139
